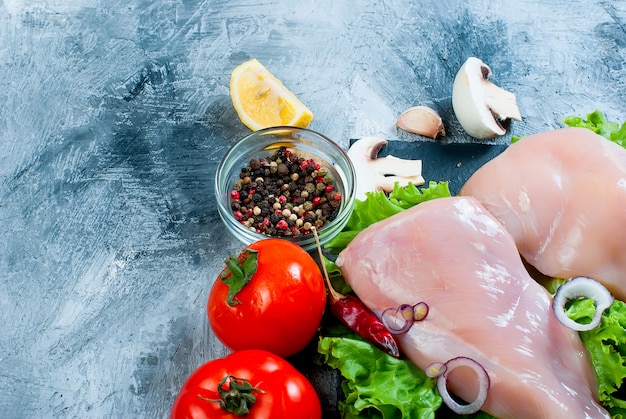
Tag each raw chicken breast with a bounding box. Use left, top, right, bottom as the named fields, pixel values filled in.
left=335, top=196, right=608, bottom=418
left=460, top=127, right=626, bottom=301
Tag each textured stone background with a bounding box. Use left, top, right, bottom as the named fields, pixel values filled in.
left=1, top=0, right=625, bottom=417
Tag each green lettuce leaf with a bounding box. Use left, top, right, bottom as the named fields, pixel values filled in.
left=566, top=298, right=626, bottom=418
left=563, top=110, right=626, bottom=148
left=323, top=255, right=353, bottom=295
left=316, top=328, right=441, bottom=419
left=324, top=181, right=451, bottom=254
left=515, top=109, right=626, bottom=148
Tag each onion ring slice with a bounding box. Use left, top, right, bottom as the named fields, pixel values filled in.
left=381, top=302, right=429, bottom=334
left=429, top=356, right=490, bottom=415
left=424, top=362, right=446, bottom=378
left=552, top=276, right=613, bottom=332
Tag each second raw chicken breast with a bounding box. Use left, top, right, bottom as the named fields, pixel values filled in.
left=460, top=127, right=626, bottom=301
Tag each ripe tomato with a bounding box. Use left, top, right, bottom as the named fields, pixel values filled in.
left=170, top=349, right=322, bottom=419
left=207, top=238, right=327, bottom=357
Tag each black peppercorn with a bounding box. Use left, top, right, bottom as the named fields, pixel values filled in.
left=229, top=146, right=342, bottom=237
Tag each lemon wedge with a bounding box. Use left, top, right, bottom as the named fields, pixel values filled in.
left=229, top=59, right=314, bottom=131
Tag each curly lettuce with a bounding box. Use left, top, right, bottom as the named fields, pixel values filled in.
left=317, top=327, right=441, bottom=419
left=566, top=298, right=626, bottom=418
left=563, top=110, right=626, bottom=147
left=324, top=181, right=451, bottom=254
left=514, top=109, right=626, bottom=148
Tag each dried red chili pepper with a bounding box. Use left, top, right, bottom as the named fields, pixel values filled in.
left=329, top=293, right=400, bottom=357
left=311, top=228, right=400, bottom=358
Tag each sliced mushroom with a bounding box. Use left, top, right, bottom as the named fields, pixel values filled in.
left=396, top=106, right=446, bottom=139
left=452, top=57, right=522, bottom=139
left=347, top=136, right=425, bottom=201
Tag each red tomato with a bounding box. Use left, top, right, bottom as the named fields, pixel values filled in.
left=208, top=238, right=327, bottom=357
left=170, top=349, right=322, bottom=419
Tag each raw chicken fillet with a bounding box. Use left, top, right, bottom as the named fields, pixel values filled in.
left=336, top=196, right=608, bottom=418
left=461, top=127, right=626, bottom=301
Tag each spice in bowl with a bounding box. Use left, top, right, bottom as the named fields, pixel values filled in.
left=215, top=126, right=356, bottom=250
left=229, top=147, right=342, bottom=238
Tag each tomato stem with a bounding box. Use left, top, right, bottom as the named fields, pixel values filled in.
left=219, top=248, right=259, bottom=306
left=199, top=375, right=265, bottom=416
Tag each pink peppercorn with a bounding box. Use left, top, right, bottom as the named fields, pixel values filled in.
left=333, top=192, right=342, bottom=201
left=276, top=220, right=289, bottom=230
left=325, top=185, right=335, bottom=193
left=234, top=211, right=243, bottom=221
left=312, top=196, right=321, bottom=206
left=230, top=190, right=240, bottom=200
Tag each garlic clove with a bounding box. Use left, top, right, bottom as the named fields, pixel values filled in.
left=396, top=106, right=446, bottom=139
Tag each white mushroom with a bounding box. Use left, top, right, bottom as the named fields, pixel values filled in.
left=452, top=57, right=522, bottom=139
left=347, top=136, right=425, bottom=201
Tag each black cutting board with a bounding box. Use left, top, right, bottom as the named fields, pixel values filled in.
left=349, top=139, right=510, bottom=196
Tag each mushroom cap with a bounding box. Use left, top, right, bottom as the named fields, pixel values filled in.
left=452, top=57, right=522, bottom=140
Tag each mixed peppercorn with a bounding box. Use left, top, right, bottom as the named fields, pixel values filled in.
left=230, top=147, right=342, bottom=238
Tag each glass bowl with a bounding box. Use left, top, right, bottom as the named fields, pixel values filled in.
left=215, top=126, right=356, bottom=251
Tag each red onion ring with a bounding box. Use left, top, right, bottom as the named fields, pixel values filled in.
left=552, top=276, right=613, bottom=332
left=412, top=301, right=429, bottom=321
left=424, top=362, right=446, bottom=378
left=427, top=356, right=490, bottom=415
left=381, top=302, right=429, bottom=334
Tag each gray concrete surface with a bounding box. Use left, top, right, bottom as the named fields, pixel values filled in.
left=1, top=0, right=625, bottom=417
